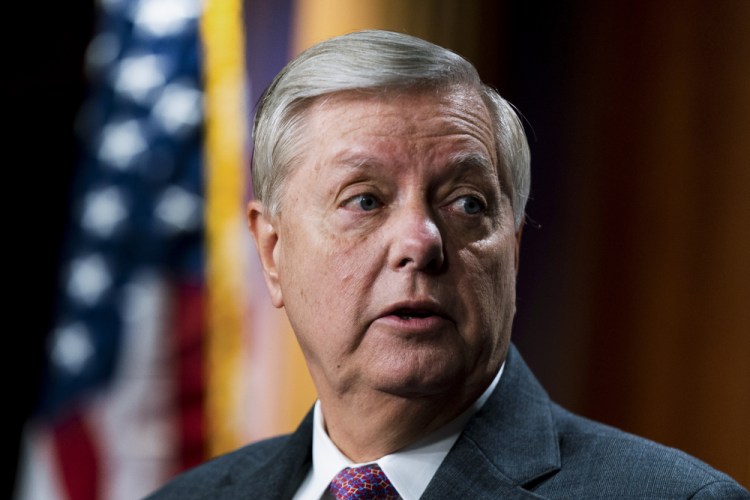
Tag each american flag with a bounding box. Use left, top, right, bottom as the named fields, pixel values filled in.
left=16, top=0, right=207, bottom=498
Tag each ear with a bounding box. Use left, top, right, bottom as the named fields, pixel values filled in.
left=514, top=219, right=524, bottom=276
left=247, top=200, right=284, bottom=308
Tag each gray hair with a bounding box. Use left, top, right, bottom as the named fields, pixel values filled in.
left=251, top=29, right=530, bottom=229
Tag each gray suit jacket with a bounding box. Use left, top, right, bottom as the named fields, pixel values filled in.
left=147, top=345, right=749, bottom=499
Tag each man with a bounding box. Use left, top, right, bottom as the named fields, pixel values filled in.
left=149, top=30, right=748, bottom=499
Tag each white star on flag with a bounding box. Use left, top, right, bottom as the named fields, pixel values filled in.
left=154, top=184, right=202, bottom=233
left=112, top=54, right=167, bottom=103
left=81, top=186, right=129, bottom=238
left=152, top=81, right=203, bottom=135
left=132, top=0, right=202, bottom=38
left=67, top=254, right=113, bottom=306
left=98, top=119, right=148, bottom=169
left=50, top=323, right=95, bottom=374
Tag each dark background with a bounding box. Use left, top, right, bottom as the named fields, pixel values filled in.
left=8, top=2, right=95, bottom=497
left=9, top=1, right=749, bottom=496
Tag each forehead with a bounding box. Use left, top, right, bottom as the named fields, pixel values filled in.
left=298, top=86, right=497, bottom=173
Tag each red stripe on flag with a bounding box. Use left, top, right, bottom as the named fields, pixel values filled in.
left=52, top=411, right=99, bottom=500
left=173, top=280, right=207, bottom=471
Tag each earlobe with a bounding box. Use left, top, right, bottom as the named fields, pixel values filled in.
left=247, top=200, right=284, bottom=308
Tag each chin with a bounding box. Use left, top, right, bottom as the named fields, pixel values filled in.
left=368, top=353, right=465, bottom=398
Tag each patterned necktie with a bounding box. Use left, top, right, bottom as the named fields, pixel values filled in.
left=329, top=464, right=400, bottom=500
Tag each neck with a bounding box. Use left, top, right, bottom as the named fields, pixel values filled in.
left=318, top=382, right=487, bottom=463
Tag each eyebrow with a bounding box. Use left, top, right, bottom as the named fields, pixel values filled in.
left=335, top=155, right=381, bottom=169
left=326, top=150, right=497, bottom=186
left=326, top=153, right=386, bottom=178
left=332, top=151, right=493, bottom=171
left=443, top=152, right=500, bottom=191
left=447, top=151, right=495, bottom=176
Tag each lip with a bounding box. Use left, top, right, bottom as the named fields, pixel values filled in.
left=382, top=299, right=450, bottom=318
left=375, top=299, right=453, bottom=332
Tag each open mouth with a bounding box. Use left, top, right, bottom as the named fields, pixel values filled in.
left=392, top=309, right=435, bottom=320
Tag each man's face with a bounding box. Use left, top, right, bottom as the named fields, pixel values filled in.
left=250, top=86, right=521, bottom=407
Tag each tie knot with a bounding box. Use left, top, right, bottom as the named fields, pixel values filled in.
left=329, top=464, right=400, bottom=500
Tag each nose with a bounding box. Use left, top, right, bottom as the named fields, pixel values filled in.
left=388, top=203, right=445, bottom=273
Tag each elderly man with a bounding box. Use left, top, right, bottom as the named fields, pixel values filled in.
left=150, top=30, right=748, bottom=499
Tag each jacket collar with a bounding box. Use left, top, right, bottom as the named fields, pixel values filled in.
left=421, top=345, right=561, bottom=499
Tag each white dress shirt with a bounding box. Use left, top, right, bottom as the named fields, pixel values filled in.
left=292, top=363, right=504, bottom=500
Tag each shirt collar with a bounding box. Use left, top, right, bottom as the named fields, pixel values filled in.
left=293, top=363, right=504, bottom=500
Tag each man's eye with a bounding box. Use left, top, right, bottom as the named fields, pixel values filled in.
left=454, top=195, right=485, bottom=215
left=345, top=194, right=382, bottom=211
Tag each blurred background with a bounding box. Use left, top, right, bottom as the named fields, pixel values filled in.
left=9, top=0, right=749, bottom=498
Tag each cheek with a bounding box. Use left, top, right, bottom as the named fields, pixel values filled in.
left=485, top=233, right=518, bottom=303
left=279, top=224, right=383, bottom=343
left=458, top=232, right=518, bottom=333
left=322, top=219, right=386, bottom=277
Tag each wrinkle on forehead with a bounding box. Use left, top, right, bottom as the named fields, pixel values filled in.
left=311, top=85, right=493, bottom=133
left=304, top=86, right=497, bottom=167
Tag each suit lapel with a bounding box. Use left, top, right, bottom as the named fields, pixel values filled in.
left=423, top=345, right=560, bottom=499
left=421, top=441, right=547, bottom=499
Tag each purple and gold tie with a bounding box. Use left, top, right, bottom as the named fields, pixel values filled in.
left=329, top=464, right=400, bottom=500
